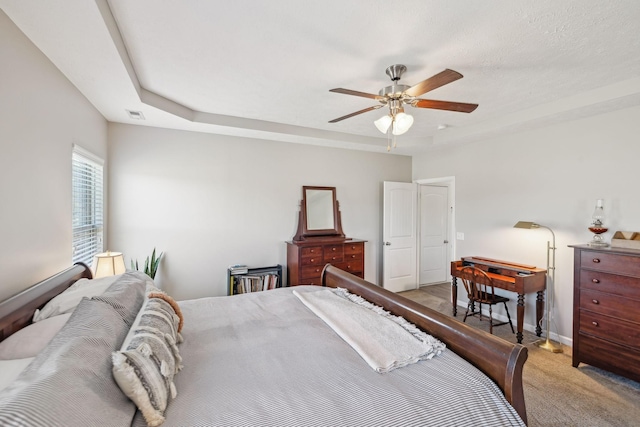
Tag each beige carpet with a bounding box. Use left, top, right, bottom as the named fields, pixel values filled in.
left=400, top=285, right=640, bottom=427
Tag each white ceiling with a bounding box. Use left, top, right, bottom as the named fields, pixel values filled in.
left=3, top=0, right=640, bottom=155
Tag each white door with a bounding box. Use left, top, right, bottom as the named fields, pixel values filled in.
left=419, top=185, right=450, bottom=285
left=383, top=181, right=417, bottom=292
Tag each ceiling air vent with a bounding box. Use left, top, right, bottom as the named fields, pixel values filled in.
left=126, top=110, right=145, bottom=120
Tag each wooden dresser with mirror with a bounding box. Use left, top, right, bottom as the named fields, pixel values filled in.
left=286, top=186, right=366, bottom=286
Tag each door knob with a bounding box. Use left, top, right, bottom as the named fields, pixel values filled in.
left=384, top=242, right=391, bottom=246
left=444, top=240, right=449, bottom=244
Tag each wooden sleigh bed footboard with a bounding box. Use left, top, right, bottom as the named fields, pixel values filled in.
left=321, top=264, right=528, bottom=424
left=0, top=263, right=92, bottom=342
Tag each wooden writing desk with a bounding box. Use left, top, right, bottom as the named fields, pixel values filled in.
left=451, top=257, right=547, bottom=343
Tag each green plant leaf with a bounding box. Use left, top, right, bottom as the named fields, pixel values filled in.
left=130, top=249, right=162, bottom=279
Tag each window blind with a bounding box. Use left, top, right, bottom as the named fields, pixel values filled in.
left=72, top=146, right=104, bottom=265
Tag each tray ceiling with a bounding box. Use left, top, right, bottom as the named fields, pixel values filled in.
left=2, top=0, right=640, bottom=155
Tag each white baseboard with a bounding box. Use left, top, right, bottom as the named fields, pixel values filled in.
left=455, top=300, right=572, bottom=347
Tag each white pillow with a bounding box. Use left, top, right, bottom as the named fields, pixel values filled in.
left=0, top=357, right=34, bottom=392
left=0, top=313, right=72, bottom=360
left=32, top=274, right=121, bottom=322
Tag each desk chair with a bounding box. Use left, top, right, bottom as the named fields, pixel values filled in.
left=459, top=266, right=515, bottom=335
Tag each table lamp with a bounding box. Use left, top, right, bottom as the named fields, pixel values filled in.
left=92, top=251, right=126, bottom=278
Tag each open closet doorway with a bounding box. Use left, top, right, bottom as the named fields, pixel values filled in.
left=417, top=177, right=454, bottom=287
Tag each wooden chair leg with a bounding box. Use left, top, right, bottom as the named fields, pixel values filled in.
left=503, top=301, right=515, bottom=333
left=489, top=304, right=493, bottom=334
left=463, top=302, right=472, bottom=323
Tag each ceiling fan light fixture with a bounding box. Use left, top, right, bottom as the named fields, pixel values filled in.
left=374, top=114, right=393, bottom=134
left=328, top=65, right=477, bottom=149
left=392, top=112, right=414, bottom=135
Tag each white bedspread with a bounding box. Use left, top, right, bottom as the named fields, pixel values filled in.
left=293, top=288, right=445, bottom=373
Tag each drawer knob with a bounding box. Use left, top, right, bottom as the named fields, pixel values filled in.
left=315, top=269, right=320, bottom=272
left=592, top=321, right=599, bottom=327
left=592, top=258, right=601, bottom=263
left=310, top=249, right=315, bottom=253
left=592, top=278, right=600, bottom=283
left=310, top=258, right=315, bottom=263
left=332, top=247, right=336, bottom=251
left=332, top=257, right=336, bottom=260
left=592, top=299, right=599, bottom=304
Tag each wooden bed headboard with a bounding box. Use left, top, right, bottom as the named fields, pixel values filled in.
left=0, top=263, right=92, bottom=342
left=321, top=264, right=528, bottom=425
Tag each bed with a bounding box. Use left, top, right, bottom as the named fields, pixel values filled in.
left=0, top=263, right=528, bottom=426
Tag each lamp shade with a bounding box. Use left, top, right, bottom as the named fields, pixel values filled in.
left=392, top=112, right=414, bottom=135
left=374, top=114, right=393, bottom=133
left=513, top=221, right=540, bottom=229
left=92, top=251, right=126, bottom=278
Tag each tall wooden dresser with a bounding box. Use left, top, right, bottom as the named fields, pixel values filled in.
left=570, top=244, right=640, bottom=382
left=286, top=239, right=366, bottom=286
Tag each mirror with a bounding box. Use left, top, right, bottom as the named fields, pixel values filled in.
left=305, top=188, right=334, bottom=230
left=292, top=186, right=345, bottom=241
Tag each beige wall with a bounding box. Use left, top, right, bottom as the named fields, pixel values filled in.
left=107, top=123, right=412, bottom=300
left=0, top=10, right=107, bottom=301
left=413, top=105, right=640, bottom=345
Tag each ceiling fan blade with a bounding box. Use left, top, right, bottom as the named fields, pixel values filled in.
left=404, top=69, right=463, bottom=97
left=329, top=88, right=383, bottom=100
left=328, top=105, right=383, bottom=123
left=412, top=99, right=478, bottom=113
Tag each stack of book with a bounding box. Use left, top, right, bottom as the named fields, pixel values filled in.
left=228, top=264, right=248, bottom=275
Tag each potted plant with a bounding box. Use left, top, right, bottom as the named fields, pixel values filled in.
left=131, top=248, right=163, bottom=279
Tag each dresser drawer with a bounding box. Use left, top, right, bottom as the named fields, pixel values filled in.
left=579, top=310, right=640, bottom=347
left=580, top=250, right=640, bottom=277
left=334, top=261, right=364, bottom=276
left=575, top=333, right=640, bottom=383
left=579, top=289, right=640, bottom=322
left=580, top=269, right=640, bottom=300
left=301, top=246, right=322, bottom=257
left=344, top=242, right=364, bottom=256
left=344, top=252, right=363, bottom=262
left=323, top=245, right=344, bottom=263
left=301, top=265, right=325, bottom=279
left=300, top=254, right=323, bottom=266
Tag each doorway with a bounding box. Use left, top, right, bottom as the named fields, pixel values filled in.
left=382, top=178, right=454, bottom=292
left=419, top=185, right=449, bottom=285
left=417, top=177, right=454, bottom=287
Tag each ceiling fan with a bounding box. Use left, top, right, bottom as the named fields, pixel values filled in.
left=328, top=64, right=478, bottom=149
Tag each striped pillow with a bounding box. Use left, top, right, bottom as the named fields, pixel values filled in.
left=0, top=298, right=138, bottom=426
left=112, top=296, right=183, bottom=427
left=92, top=271, right=148, bottom=326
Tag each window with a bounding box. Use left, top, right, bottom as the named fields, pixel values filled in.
left=72, top=145, right=104, bottom=265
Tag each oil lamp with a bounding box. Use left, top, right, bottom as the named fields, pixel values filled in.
left=588, top=199, right=609, bottom=247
